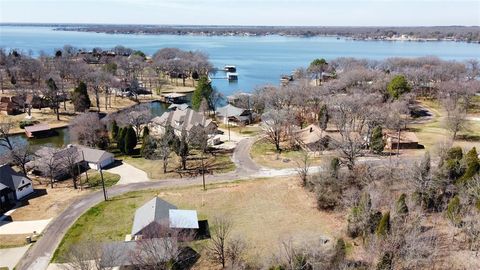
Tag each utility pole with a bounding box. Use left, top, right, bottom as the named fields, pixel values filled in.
left=99, top=164, right=108, bottom=201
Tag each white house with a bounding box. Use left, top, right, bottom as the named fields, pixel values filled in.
left=77, top=146, right=115, bottom=170
left=0, top=164, right=34, bottom=201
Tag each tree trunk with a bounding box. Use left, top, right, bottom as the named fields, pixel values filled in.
left=105, top=87, right=109, bottom=111
left=95, top=88, right=100, bottom=112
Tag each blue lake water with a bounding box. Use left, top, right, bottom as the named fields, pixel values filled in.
left=1, top=26, right=479, bottom=96
left=0, top=25, right=479, bottom=149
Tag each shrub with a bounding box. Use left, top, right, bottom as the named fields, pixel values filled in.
left=331, top=238, right=346, bottom=266
left=395, top=193, right=409, bottom=216
left=459, top=147, right=480, bottom=183
left=375, top=212, right=390, bottom=236
left=19, top=120, right=37, bottom=129
left=330, top=157, right=340, bottom=178
left=117, top=127, right=126, bottom=153
left=376, top=252, right=393, bottom=270
left=315, top=177, right=342, bottom=210
left=446, top=196, right=462, bottom=227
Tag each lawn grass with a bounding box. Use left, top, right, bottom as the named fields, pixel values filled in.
left=53, top=178, right=344, bottom=264
left=217, top=124, right=262, bottom=136
left=114, top=146, right=236, bottom=180
left=82, top=171, right=120, bottom=189
left=412, top=100, right=480, bottom=151
left=250, top=139, right=325, bottom=169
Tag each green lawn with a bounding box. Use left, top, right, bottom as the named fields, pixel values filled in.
left=82, top=171, right=120, bottom=189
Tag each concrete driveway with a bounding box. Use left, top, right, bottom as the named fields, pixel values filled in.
left=0, top=219, right=52, bottom=235
left=0, top=245, right=31, bottom=270
left=105, top=162, right=150, bottom=185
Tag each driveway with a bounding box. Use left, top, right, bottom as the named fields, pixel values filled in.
left=0, top=245, right=31, bottom=270
left=105, top=162, right=150, bottom=185
left=0, top=219, right=52, bottom=235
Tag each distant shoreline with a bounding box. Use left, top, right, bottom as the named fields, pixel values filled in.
left=2, top=23, right=479, bottom=43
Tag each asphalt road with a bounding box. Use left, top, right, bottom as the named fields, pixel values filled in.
left=16, top=137, right=262, bottom=270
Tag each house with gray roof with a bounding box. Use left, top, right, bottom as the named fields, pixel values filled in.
left=0, top=164, right=33, bottom=209
left=216, top=104, right=252, bottom=125
left=149, top=108, right=218, bottom=139
left=131, top=197, right=199, bottom=239
left=77, top=146, right=115, bottom=170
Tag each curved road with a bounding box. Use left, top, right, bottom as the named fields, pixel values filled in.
left=16, top=137, right=263, bottom=270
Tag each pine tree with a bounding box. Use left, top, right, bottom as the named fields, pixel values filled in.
left=376, top=212, right=391, bottom=236
left=318, top=104, right=329, bottom=131
left=191, top=76, right=213, bottom=110
left=124, top=126, right=137, bottom=155
left=387, top=75, right=410, bottom=99
left=117, top=127, right=126, bottom=153
left=111, top=120, right=119, bottom=139
left=371, top=125, right=384, bottom=154
left=142, top=126, right=150, bottom=140
left=71, top=81, right=91, bottom=112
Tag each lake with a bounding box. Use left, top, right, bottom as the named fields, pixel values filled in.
left=1, top=26, right=479, bottom=96
left=0, top=25, right=479, bottom=150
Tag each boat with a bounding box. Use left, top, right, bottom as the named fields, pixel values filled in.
left=224, top=65, right=237, bottom=72
left=227, top=72, right=238, bottom=81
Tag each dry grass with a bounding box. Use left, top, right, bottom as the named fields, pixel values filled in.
left=250, top=139, right=326, bottom=169
left=9, top=186, right=87, bottom=221
left=53, top=177, right=345, bottom=264
left=0, top=234, right=30, bottom=248
left=117, top=147, right=236, bottom=180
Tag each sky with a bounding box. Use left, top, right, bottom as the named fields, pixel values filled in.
left=0, top=0, right=479, bottom=26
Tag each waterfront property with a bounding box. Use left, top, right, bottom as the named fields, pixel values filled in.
left=150, top=108, right=218, bottom=139
left=0, top=164, right=34, bottom=209
left=216, top=104, right=252, bottom=125
left=77, top=146, right=115, bottom=170
left=160, top=93, right=187, bottom=104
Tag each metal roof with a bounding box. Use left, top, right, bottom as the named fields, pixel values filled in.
left=169, top=209, right=199, bottom=229
left=131, top=197, right=177, bottom=236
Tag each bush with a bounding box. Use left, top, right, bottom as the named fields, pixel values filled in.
left=110, top=120, right=119, bottom=139
left=446, top=196, right=462, bottom=227
left=19, top=119, right=37, bottom=129
left=395, top=193, right=409, bottom=216
left=117, top=127, right=126, bottom=153
left=376, top=252, right=393, bottom=270
left=459, top=147, right=480, bottom=183
left=315, top=177, right=342, bottom=210
left=375, top=212, right=390, bottom=236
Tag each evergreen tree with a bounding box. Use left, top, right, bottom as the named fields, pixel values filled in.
left=446, top=196, right=462, bottom=227
left=111, top=120, right=119, bottom=139
left=371, top=125, right=384, bottom=154
left=191, top=76, right=213, bottom=110
left=142, top=126, right=150, bottom=140
left=117, top=127, right=126, bottom=153
left=444, top=146, right=465, bottom=181
left=318, top=104, right=329, bottom=131
left=376, top=211, right=391, bottom=236
left=396, top=193, right=409, bottom=216
left=387, top=75, right=410, bottom=99
left=460, top=147, right=480, bottom=182
left=71, top=81, right=91, bottom=112
left=124, top=126, right=137, bottom=155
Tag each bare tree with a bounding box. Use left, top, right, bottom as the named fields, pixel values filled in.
left=35, top=147, right=62, bottom=188
left=206, top=216, right=233, bottom=268
left=115, top=103, right=152, bottom=139
left=60, top=146, right=81, bottom=189
left=261, top=109, right=292, bottom=152
left=0, top=121, right=15, bottom=151
left=70, top=113, right=109, bottom=148
left=295, top=150, right=312, bottom=187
